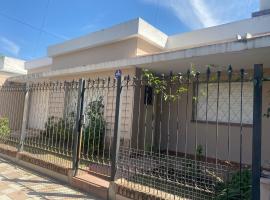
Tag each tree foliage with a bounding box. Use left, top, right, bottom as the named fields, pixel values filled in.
left=142, top=68, right=197, bottom=101
left=0, top=117, right=11, bottom=137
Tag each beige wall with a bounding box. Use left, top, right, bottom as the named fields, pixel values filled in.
left=0, top=75, right=9, bottom=85
left=26, top=67, right=137, bottom=147
left=27, top=37, right=163, bottom=74
left=28, top=89, right=50, bottom=130
left=136, top=37, right=162, bottom=56
left=28, top=66, right=51, bottom=74
left=261, top=81, right=270, bottom=167
left=0, top=84, right=25, bottom=131
left=50, top=67, right=137, bottom=141
left=0, top=76, right=25, bottom=133
left=49, top=67, right=136, bottom=81
left=52, top=39, right=138, bottom=71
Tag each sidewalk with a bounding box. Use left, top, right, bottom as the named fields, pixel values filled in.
left=0, top=157, right=100, bottom=200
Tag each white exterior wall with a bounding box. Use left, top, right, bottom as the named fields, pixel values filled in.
left=166, top=14, right=270, bottom=50
left=261, top=0, right=270, bottom=10
left=261, top=178, right=270, bottom=200
left=28, top=90, right=49, bottom=130
left=0, top=56, right=26, bottom=74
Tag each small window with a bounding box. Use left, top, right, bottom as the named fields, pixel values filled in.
left=194, top=82, right=253, bottom=124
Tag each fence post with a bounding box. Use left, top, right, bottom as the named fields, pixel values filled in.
left=18, top=83, right=30, bottom=153
left=72, top=79, right=85, bottom=176
left=111, top=73, right=122, bottom=181
left=252, top=64, right=263, bottom=200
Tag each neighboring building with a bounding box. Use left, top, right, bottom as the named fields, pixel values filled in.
left=7, top=0, right=270, bottom=167
left=0, top=55, right=26, bottom=133
left=0, top=55, right=26, bottom=84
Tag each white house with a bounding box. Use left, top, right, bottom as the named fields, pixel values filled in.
left=4, top=0, right=270, bottom=198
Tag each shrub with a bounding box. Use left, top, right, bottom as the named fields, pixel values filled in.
left=216, top=169, right=251, bottom=200
left=44, top=115, right=74, bottom=143
left=0, top=117, right=11, bottom=137
left=43, top=97, right=105, bottom=156
left=83, top=96, right=105, bottom=156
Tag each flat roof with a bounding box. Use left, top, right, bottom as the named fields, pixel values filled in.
left=0, top=56, right=26, bottom=75
left=26, top=14, right=270, bottom=71
left=47, top=18, right=168, bottom=57
left=166, top=14, right=270, bottom=50
left=47, top=15, right=270, bottom=57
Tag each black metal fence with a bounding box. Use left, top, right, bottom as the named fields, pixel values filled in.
left=0, top=84, right=25, bottom=151
left=116, top=67, right=255, bottom=200
left=0, top=65, right=266, bottom=199
left=22, top=81, right=79, bottom=167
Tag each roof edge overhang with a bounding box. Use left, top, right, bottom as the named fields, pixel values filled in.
left=47, top=18, right=168, bottom=57
left=0, top=70, right=26, bottom=76
left=25, top=57, right=52, bottom=70
left=0, top=56, right=26, bottom=75
left=9, top=34, right=270, bottom=82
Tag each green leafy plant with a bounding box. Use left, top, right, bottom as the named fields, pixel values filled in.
left=216, top=169, right=251, bottom=200
left=44, top=114, right=74, bottom=143
left=142, top=69, right=195, bottom=101
left=43, top=96, right=105, bottom=156
left=196, top=144, right=203, bottom=159
left=83, top=96, right=105, bottom=156
left=0, top=117, right=11, bottom=137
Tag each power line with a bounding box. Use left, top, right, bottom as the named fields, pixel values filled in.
left=0, top=11, right=67, bottom=40
left=33, top=0, right=51, bottom=57
left=153, top=0, right=161, bottom=26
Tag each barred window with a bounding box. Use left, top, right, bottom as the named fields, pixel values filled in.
left=196, top=82, right=253, bottom=124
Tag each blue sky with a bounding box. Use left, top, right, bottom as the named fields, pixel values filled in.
left=0, top=0, right=259, bottom=60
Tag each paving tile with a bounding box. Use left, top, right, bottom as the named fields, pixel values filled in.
left=0, top=157, right=100, bottom=200
left=0, top=195, right=12, bottom=200
left=7, top=191, right=28, bottom=200
left=9, top=183, right=24, bottom=190
left=0, top=183, right=9, bottom=191
left=0, top=188, right=16, bottom=194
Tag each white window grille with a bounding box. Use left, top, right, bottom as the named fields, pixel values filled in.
left=196, top=82, right=253, bottom=124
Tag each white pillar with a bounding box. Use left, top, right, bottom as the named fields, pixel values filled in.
left=260, top=0, right=270, bottom=10
left=261, top=178, right=270, bottom=200
left=19, top=83, right=30, bottom=152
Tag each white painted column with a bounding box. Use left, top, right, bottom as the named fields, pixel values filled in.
left=19, top=83, right=30, bottom=152
left=261, top=178, right=270, bottom=200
